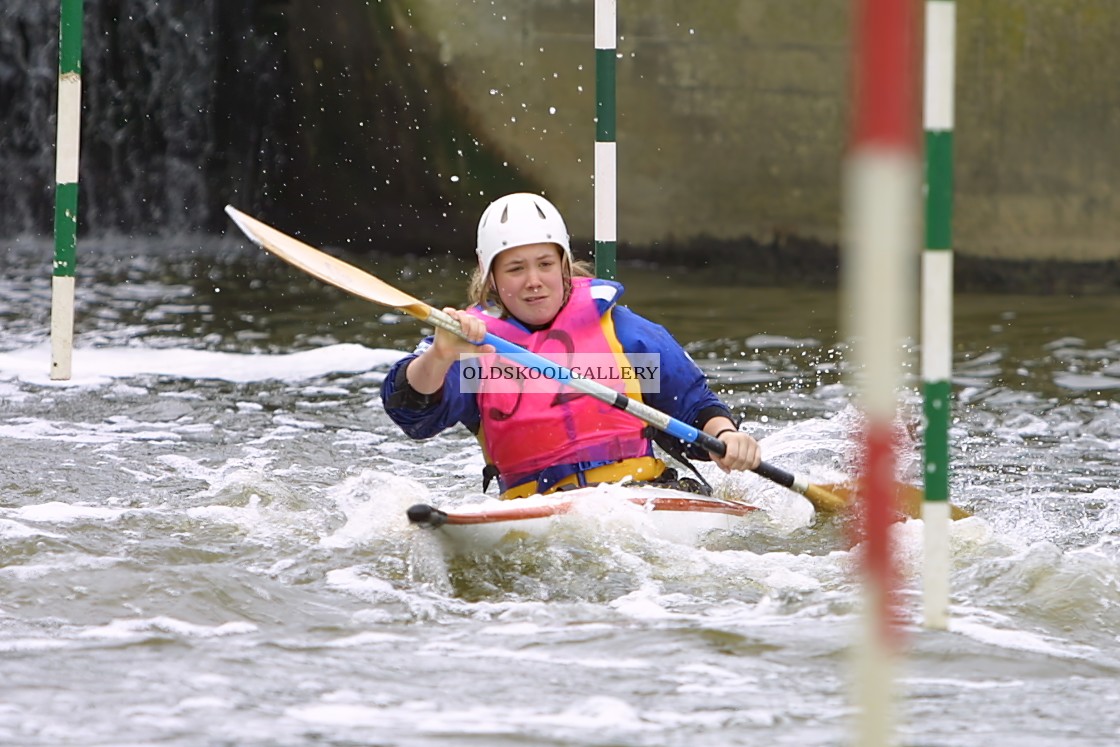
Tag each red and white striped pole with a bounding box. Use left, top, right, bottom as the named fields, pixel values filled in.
left=843, top=0, right=920, bottom=743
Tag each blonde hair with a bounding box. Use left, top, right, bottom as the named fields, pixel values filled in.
left=467, top=249, right=594, bottom=317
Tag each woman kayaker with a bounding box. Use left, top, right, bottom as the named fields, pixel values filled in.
left=381, top=192, right=761, bottom=499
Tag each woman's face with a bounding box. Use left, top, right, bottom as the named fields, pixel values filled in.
left=491, top=243, right=566, bottom=327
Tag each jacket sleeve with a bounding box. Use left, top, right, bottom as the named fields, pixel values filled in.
left=610, top=306, right=736, bottom=460
left=379, top=339, right=481, bottom=439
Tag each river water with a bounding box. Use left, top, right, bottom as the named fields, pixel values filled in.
left=2, top=234, right=1119, bottom=746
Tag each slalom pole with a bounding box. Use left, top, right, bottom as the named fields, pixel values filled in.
left=922, top=0, right=957, bottom=631
left=594, top=0, right=618, bottom=279
left=844, top=0, right=920, bottom=744
left=51, top=0, right=85, bottom=381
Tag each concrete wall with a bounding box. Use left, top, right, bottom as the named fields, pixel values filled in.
left=407, top=0, right=1119, bottom=262
left=955, top=0, right=1120, bottom=261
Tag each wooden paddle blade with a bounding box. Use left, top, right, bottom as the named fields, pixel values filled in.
left=820, top=483, right=971, bottom=520
left=801, top=483, right=849, bottom=514
left=942, top=501, right=972, bottom=521
left=224, top=205, right=431, bottom=317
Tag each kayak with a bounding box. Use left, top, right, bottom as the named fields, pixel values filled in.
left=406, top=483, right=760, bottom=552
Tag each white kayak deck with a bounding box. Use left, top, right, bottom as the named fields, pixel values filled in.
left=407, top=483, right=760, bottom=551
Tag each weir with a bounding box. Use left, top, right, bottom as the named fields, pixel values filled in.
left=1, top=1, right=291, bottom=237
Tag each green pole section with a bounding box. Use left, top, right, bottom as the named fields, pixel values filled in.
left=51, top=0, right=85, bottom=380
left=594, top=0, right=617, bottom=280
left=595, top=48, right=617, bottom=146
left=924, top=132, right=955, bottom=253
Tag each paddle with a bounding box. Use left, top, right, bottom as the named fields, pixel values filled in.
left=224, top=205, right=872, bottom=517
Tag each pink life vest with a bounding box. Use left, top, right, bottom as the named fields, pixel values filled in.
left=466, top=278, right=651, bottom=487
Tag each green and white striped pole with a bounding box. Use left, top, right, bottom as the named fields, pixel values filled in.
left=921, top=0, right=956, bottom=630
left=594, top=0, right=617, bottom=280
left=51, top=0, right=85, bottom=381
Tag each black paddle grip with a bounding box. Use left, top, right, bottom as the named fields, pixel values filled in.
left=695, top=431, right=727, bottom=457
left=753, top=461, right=795, bottom=489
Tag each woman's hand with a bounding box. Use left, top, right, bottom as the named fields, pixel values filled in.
left=431, top=308, right=494, bottom=362
left=407, top=308, right=495, bottom=394
left=705, top=419, right=761, bottom=473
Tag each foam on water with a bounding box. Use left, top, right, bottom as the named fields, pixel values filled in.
left=0, top=518, right=64, bottom=541
left=0, top=342, right=402, bottom=386
left=949, top=615, right=1099, bottom=661
left=8, top=502, right=128, bottom=523
left=76, top=616, right=258, bottom=641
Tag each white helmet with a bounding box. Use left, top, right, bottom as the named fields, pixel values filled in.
left=475, top=193, right=571, bottom=278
